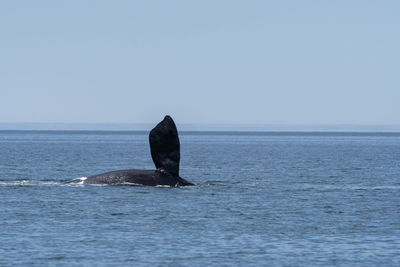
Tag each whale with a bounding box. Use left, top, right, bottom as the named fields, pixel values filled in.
left=78, top=115, right=194, bottom=187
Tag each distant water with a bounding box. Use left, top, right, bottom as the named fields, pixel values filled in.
left=0, top=131, right=399, bottom=266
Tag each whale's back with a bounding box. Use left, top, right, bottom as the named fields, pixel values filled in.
left=84, top=169, right=193, bottom=187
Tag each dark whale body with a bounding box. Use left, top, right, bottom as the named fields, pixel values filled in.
left=82, top=115, right=194, bottom=187
left=85, top=169, right=193, bottom=186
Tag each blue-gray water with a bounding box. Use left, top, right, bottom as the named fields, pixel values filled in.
left=1, top=131, right=399, bottom=266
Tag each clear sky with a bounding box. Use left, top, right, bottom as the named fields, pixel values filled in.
left=0, top=1, right=399, bottom=125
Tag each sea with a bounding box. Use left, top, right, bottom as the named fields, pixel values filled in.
left=0, top=130, right=399, bottom=266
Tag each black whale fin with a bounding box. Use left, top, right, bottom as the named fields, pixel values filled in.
left=149, top=115, right=180, bottom=176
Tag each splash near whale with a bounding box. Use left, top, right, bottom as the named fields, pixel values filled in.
left=80, top=115, right=194, bottom=187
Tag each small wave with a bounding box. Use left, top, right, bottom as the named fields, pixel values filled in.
left=0, top=180, right=62, bottom=186
left=294, top=183, right=400, bottom=191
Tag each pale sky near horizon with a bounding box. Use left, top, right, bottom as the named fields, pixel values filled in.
left=0, top=1, right=399, bottom=125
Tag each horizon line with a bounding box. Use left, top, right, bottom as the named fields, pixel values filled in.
left=1, top=122, right=400, bottom=132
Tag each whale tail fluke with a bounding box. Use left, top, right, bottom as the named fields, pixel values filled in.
left=149, top=115, right=180, bottom=176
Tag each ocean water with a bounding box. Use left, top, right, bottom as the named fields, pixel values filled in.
left=0, top=131, right=399, bottom=266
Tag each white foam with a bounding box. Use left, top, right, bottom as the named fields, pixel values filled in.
left=121, top=182, right=144, bottom=186
left=155, top=184, right=173, bottom=188
left=0, top=180, right=31, bottom=186
left=73, top=177, right=87, bottom=185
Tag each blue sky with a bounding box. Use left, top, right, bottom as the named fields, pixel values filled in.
left=0, top=1, right=399, bottom=125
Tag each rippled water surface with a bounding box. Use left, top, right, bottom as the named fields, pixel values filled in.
left=1, top=131, right=399, bottom=266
